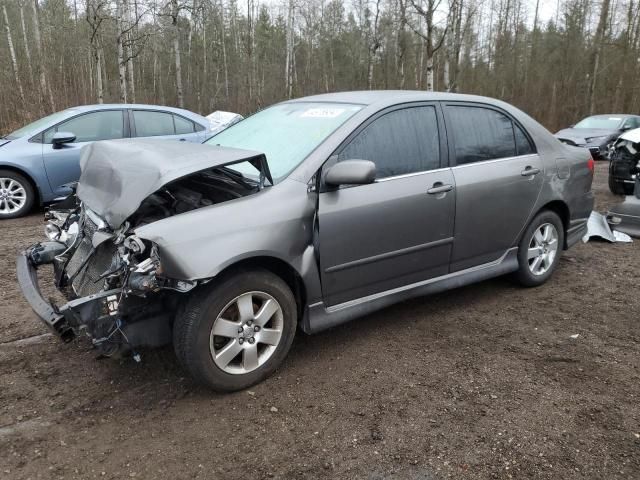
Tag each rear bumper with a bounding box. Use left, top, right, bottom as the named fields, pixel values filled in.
left=16, top=248, right=121, bottom=342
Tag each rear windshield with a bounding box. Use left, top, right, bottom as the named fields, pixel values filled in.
left=574, top=116, right=623, bottom=130
left=207, top=102, right=362, bottom=182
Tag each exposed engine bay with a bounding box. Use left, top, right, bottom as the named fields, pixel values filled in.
left=19, top=140, right=271, bottom=358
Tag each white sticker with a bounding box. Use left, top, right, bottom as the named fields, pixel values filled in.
left=608, top=117, right=622, bottom=120
left=301, top=108, right=346, bottom=118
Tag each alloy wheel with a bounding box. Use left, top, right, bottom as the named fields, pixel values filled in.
left=527, top=222, right=559, bottom=276
left=0, top=177, right=27, bottom=215
left=209, top=291, right=284, bottom=374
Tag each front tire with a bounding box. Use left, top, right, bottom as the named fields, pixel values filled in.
left=515, top=210, right=564, bottom=287
left=0, top=170, right=35, bottom=219
left=173, top=269, right=297, bottom=391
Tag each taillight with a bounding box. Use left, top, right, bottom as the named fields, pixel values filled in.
left=587, top=156, right=595, bottom=173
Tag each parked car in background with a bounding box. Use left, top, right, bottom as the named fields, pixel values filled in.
left=18, top=91, right=594, bottom=392
left=608, top=127, right=640, bottom=194
left=555, top=114, right=640, bottom=160
left=0, top=104, right=214, bottom=219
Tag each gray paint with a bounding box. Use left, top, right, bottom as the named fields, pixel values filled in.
left=131, top=91, right=593, bottom=333
left=77, top=140, right=266, bottom=228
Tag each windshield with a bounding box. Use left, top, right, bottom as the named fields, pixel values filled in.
left=206, top=102, right=362, bottom=181
left=5, top=109, right=76, bottom=140
left=574, top=116, right=623, bottom=130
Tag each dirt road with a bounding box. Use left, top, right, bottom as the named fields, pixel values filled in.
left=1, top=162, right=639, bottom=479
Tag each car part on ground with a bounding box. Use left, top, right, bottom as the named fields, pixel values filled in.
left=16, top=91, right=594, bottom=391
left=582, top=211, right=632, bottom=243
left=608, top=128, right=640, bottom=195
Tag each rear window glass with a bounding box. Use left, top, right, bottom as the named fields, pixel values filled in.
left=134, top=111, right=175, bottom=137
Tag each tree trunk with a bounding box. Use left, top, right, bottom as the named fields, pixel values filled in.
left=20, top=4, right=34, bottom=86
left=124, top=0, right=136, bottom=102
left=172, top=0, right=184, bottom=108
left=588, top=0, right=611, bottom=115
left=285, top=0, right=294, bottom=98
left=3, top=6, right=27, bottom=112
left=31, top=0, right=55, bottom=112
left=115, top=0, right=127, bottom=102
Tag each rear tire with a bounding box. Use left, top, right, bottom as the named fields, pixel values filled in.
left=173, top=269, right=297, bottom=391
left=0, top=170, right=35, bottom=219
left=608, top=176, right=630, bottom=195
left=515, top=210, right=564, bottom=287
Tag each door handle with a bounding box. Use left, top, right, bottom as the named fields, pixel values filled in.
left=521, top=166, right=541, bottom=177
left=427, top=182, right=454, bottom=195
left=179, top=138, right=187, bottom=142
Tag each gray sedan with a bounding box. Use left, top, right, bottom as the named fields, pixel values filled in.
left=0, top=104, right=214, bottom=219
left=18, top=91, right=594, bottom=391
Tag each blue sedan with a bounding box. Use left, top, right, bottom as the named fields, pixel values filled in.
left=0, top=104, right=214, bottom=219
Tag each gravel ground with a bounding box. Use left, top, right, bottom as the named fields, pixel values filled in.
left=1, top=162, right=639, bottom=479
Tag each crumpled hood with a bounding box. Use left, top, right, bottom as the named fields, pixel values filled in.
left=555, top=128, right=615, bottom=145
left=77, top=139, right=269, bottom=229
left=618, top=127, right=640, bottom=144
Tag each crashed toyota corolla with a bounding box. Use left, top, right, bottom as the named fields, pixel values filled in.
left=17, top=92, right=594, bottom=391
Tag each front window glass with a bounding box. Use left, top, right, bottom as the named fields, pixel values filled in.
left=6, top=109, right=77, bottom=140
left=43, top=110, right=124, bottom=143
left=574, top=116, right=623, bottom=129
left=337, top=106, right=441, bottom=178
left=207, top=102, right=362, bottom=182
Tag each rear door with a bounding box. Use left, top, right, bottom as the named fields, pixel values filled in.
left=130, top=110, right=203, bottom=143
left=41, top=109, right=126, bottom=196
left=317, top=103, right=456, bottom=306
left=443, top=103, right=543, bottom=271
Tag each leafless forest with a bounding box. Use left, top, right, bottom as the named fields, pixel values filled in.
left=0, top=0, right=638, bottom=134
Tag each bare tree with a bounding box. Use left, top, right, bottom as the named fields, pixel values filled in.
left=406, top=0, right=448, bottom=91
left=3, top=4, right=27, bottom=112
left=30, top=0, right=54, bottom=112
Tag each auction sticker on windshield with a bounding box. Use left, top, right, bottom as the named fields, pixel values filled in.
left=301, top=108, right=346, bottom=118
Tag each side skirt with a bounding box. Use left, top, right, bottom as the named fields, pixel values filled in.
left=302, top=248, right=519, bottom=334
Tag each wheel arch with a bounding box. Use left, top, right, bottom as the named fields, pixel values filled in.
left=534, top=200, right=570, bottom=248
left=0, top=164, right=42, bottom=205
left=214, top=255, right=308, bottom=324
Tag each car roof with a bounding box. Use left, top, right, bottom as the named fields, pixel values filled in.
left=287, top=90, right=508, bottom=107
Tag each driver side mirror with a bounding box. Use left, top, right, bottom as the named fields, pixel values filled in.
left=52, top=131, right=76, bottom=149
left=325, top=160, right=376, bottom=187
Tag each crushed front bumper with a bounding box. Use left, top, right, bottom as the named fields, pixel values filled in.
left=16, top=248, right=121, bottom=342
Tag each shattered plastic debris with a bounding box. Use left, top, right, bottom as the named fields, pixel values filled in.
left=582, top=211, right=633, bottom=243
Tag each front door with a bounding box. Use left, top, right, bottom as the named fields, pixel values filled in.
left=443, top=103, right=544, bottom=271
left=42, top=110, right=126, bottom=196
left=317, top=104, right=456, bottom=307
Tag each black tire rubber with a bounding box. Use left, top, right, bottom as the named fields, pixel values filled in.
left=608, top=176, right=629, bottom=195
left=173, top=268, right=297, bottom=391
left=515, top=210, right=565, bottom=288
left=0, top=169, right=35, bottom=219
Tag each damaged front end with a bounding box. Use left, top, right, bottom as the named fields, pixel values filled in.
left=17, top=140, right=271, bottom=357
